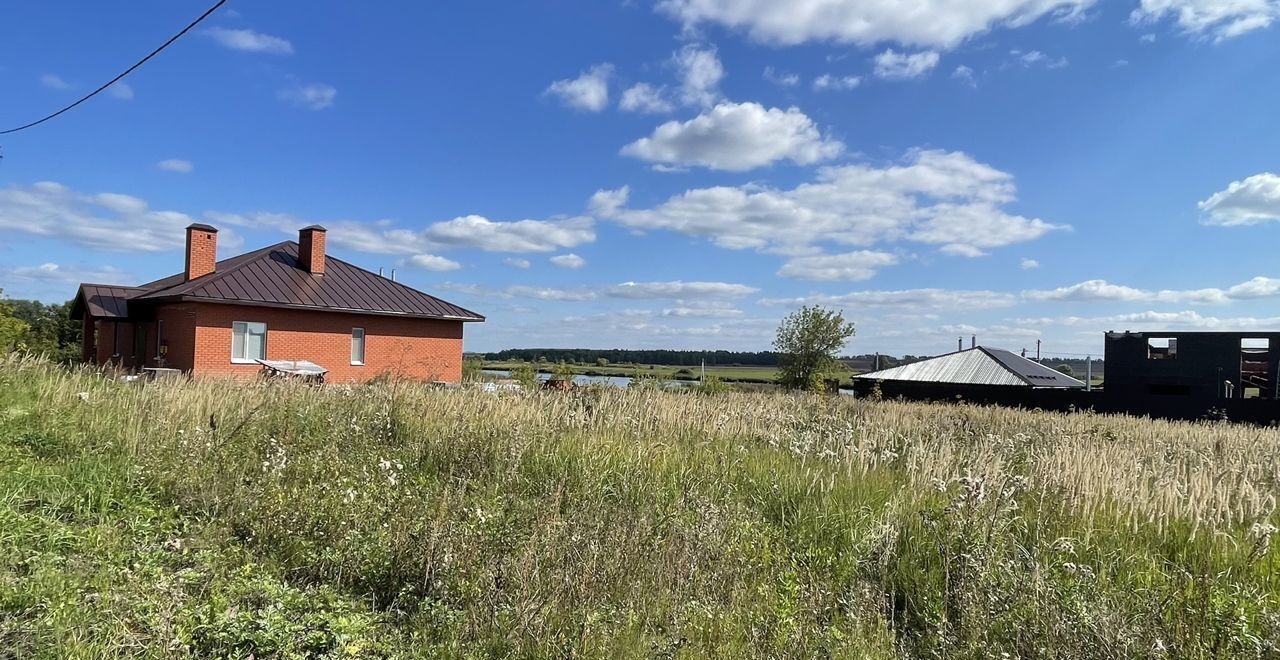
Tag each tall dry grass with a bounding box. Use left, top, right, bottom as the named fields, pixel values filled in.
left=4, top=352, right=1280, bottom=657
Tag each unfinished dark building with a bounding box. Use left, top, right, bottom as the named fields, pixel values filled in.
left=1102, top=331, right=1280, bottom=422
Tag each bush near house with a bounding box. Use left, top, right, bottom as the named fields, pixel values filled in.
left=3, top=353, right=1280, bottom=657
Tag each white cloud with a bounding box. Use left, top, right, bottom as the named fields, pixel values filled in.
left=813, top=73, right=862, bottom=91
left=1224, top=276, right=1280, bottom=299
left=588, top=186, right=630, bottom=217
left=1008, top=49, right=1069, bottom=69
left=441, top=280, right=755, bottom=302
left=210, top=211, right=595, bottom=255
left=157, top=159, right=194, bottom=174
left=620, top=101, right=844, bottom=171
left=777, top=251, right=898, bottom=281
left=424, top=215, right=595, bottom=253
left=599, top=149, right=1063, bottom=256
left=656, top=0, right=1094, bottom=49
left=951, top=64, right=977, bottom=86
left=1018, top=310, right=1280, bottom=331
left=278, top=82, right=336, bottom=110
left=545, top=63, right=614, bottom=112
left=1140, top=32, right=1158, bottom=42
left=441, top=283, right=598, bottom=302
left=206, top=27, right=294, bottom=54
left=1, top=262, right=131, bottom=285
left=939, top=243, right=988, bottom=257
left=606, top=281, right=759, bottom=299
left=1020, top=258, right=1040, bottom=269
left=662, top=305, right=745, bottom=318
left=874, top=49, right=940, bottom=79
left=1131, top=0, right=1280, bottom=40
left=402, top=254, right=461, bottom=271
left=108, top=82, right=134, bottom=100
left=1199, top=173, right=1280, bottom=226
left=40, top=74, right=71, bottom=90
left=0, top=182, right=243, bottom=253
left=503, top=257, right=532, bottom=269
left=1020, top=276, right=1280, bottom=304
left=673, top=44, right=725, bottom=108
left=759, top=288, right=1018, bottom=310
left=619, top=83, right=673, bottom=113
left=550, top=253, right=587, bottom=269
left=763, top=66, right=800, bottom=86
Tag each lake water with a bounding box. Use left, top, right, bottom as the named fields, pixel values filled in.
left=481, top=369, right=688, bottom=389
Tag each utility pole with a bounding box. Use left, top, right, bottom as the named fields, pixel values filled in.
left=1036, top=339, right=1041, bottom=362
left=1085, top=355, right=1092, bottom=391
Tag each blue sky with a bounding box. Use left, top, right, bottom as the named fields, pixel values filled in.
left=3, top=0, right=1280, bottom=357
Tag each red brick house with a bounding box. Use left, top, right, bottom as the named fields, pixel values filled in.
left=70, top=223, right=483, bottom=382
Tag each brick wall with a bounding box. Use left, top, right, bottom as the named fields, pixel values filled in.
left=185, top=228, right=217, bottom=280
left=187, top=303, right=466, bottom=382
left=155, top=303, right=199, bottom=371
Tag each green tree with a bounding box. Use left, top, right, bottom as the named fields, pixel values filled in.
left=1054, top=364, right=1075, bottom=378
left=461, top=357, right=484, bottom=382
left=0, top=290, right=31, bottom=353
left=551, top=361, right=576, bottom=381
left=9, top=299, right=81, bottom=361
left=774, top=306, right=856, bottom=391
left=510, top=362, right=539, bottom=390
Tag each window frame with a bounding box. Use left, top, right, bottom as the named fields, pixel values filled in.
left=351, top=327, right=366, bottom=365
left=231, top=321, right=268, bottom=364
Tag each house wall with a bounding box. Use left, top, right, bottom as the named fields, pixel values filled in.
left=155, top=303, right=199, bottom=372
left=187, top=303, right=465, bottom=382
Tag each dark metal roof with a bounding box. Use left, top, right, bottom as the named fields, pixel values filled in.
left=75, top=240, right=483, bottom=322
left=71, top=284, right=146, bottom=319
left=853, top=346, right=1085, bottom=389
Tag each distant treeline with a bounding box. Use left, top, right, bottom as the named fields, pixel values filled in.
left=483, top=349, right=946, bottom=369
left=483, top=349, right=782, bottom=366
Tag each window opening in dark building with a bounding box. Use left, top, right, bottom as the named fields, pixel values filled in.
left=1240, top=338, right=1271, bottom=399
left=1147, top=337, right=1177, bottom=360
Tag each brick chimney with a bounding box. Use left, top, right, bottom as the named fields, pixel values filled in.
left=298, top=225, right=327, bottom=275
left=185, top=223, right=218, bottom=281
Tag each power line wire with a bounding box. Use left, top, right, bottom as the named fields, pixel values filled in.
left=0, top=0, right=227, bottom=136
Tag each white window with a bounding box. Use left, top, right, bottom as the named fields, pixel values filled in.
left=231, top=321, right=267, bottom=363
left=351, top=328, right=365, bottom=365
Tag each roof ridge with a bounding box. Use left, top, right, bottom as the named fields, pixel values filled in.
left=976, top=346, right=1035, bottom=386
left=139, top=240, right=293, bottom=298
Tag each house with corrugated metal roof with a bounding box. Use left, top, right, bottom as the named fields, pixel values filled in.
left=853, top=346, right=1086, bottom=390
left=70, top=223, right=483, bottom=382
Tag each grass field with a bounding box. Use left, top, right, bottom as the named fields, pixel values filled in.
left=4, top=353, right=1280, bottom=657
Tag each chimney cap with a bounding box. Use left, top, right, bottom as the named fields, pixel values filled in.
left=187, top=222, right=219, bottom=233
left=300, top=224, right=328, bottom=232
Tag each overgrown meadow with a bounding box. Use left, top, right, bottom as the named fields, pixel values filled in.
left=3, top=353, right=1280, bottom=658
